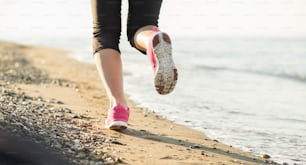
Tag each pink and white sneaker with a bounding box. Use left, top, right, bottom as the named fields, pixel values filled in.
left=147, top=27, right=178, bottom=95
left=105, top=104, right=130, bottom=130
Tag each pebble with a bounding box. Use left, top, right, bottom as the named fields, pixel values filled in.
left=189, top=144, right=201, bottom=149
left=232, top=159, right=242, bottom=164
left=115, top=157, right=123, bottom=163
left=62, top=108, right=72, bottom=113
left=105, top=157, right=114, bottom=163
left=36, top=96, right=44, bottom=102
left=160, top=156, right=172, bottom=159
left=76, top=152, right=87, bottom=159
left=47, top=99, right=56, bottom=104
left=57, top=101, right=64, bottom=104
left=262, top=154, right=271, bottom=159
left=111, top=140, right=125, bottom=146
left=52, top=141, right=62, bottom=148
left=49, top=107, right=57, bottom=111
left=143, top=109, right=148, bottom=117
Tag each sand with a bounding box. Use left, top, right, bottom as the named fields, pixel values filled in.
left=0, top=41, right=272, bottom=165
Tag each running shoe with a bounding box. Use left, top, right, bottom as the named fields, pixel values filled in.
left=105, top=104, right=130, bottom=130
left=147, top=27, right=178, bottom=95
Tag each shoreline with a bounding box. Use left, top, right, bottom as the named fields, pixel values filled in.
left=0, top=41, right=271, bottom=164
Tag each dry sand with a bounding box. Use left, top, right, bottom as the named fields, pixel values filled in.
left=0, top=41, right=273, bottom=165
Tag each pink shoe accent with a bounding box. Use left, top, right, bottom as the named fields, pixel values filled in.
left=147, top=26, right=160, bottom=72
left=105, top=104, right=130, bottom=130
left=147, top=26, right=178, bottom=95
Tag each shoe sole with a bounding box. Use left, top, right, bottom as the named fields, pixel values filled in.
left=153, top=32, right=178, bottom=95
left=105, top=121, right=127, bottom=131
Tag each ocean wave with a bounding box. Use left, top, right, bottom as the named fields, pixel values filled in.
left=275, top=117, right=306, bottom=124
left=194, top=64, right=306, bottom=83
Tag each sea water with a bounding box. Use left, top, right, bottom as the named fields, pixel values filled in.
left=120, top=37, right=306, bottom=164
left=3, top=36, right=306, bottom=164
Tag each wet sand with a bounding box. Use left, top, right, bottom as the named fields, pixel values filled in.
left=0, top=41, right=273, bottom=164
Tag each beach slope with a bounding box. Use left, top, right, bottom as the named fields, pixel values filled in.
left=0, top=41, right=269, bottom=164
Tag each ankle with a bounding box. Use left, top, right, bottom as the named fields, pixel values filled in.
left=110, top=100, right=128, bottom=109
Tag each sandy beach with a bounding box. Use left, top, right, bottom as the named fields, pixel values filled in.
left=0, top=41, right=273, bottom=165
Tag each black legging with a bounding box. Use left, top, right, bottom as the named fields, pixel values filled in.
left=91, top=0, right=163, bottom=54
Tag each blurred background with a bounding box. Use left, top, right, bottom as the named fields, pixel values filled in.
left=1, top=0, right=306, bottom=38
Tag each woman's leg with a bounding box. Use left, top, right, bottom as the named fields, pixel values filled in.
left=127, top=0, right=162, bottom=52
left=91, top=0, right=127, bottom=109
left=127, top=0, right=178, bottom=95
left=92, top=0, right=129, bottom=130
left=135, top=26, right=178, bottom=95
left=94, top=49, right=127, bottom=108
left=133, top=25, right=157, bottom=52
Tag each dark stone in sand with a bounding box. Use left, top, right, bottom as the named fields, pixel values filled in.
left=262, top=154, right=271, bottom=159
left=111, top=140, right=126, bottom=146
left=57, top=100, right=65, bottom=104
left=160, top=156, right=172, bottom=159
left=190, top=144, right=201, bottom=149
